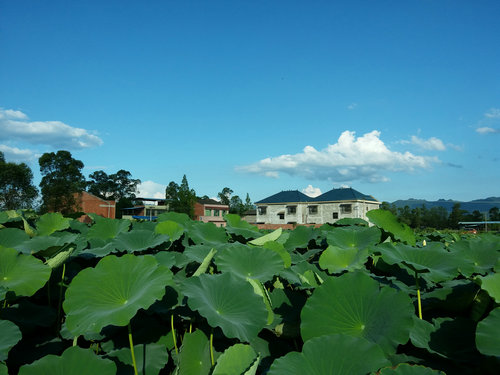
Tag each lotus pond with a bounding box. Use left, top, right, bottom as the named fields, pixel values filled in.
left=0, top=209, right=499, bottom=375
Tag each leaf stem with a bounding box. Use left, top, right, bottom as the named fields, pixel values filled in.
left=415, top=271, right=422, bottom=319
left=171, top=314, right=178, bottom=355
left=56, top=263, right=66, bottom=331
left=128, top=323, right=139, bottom=375
left=210, top=330, right=214, bottom=366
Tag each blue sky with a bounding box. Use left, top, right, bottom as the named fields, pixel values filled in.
left=1, top=0, right=499, bottom=204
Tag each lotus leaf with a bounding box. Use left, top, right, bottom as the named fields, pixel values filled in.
left=182, top=273, right=268, bottom=342
left=84, top=238, right=118, bottom=257
left=213, top=343, right=259, bottom=375
left=319, top=245, right=370, bottom=273
left=186, top=221, right=228, bottom=245
left=16, top=233, right=79, bottom=256
left=267, top=334, right=390, bottom=375
left=86, top=217, right=130, bottom=240
left=0, top=363, right=6, bottom=375
left=157, top=211, right=191, bottom=226
left=326, top=225, right=380, bottom=249
left=424, top=317, right=477, bottom=360
left=63, top=254, right=172, bottom=335
left=17, top=346, right=116, bottom=375
left=449, top=237, right=499, bottom=276
left=154, top=251, right=177, bottom=269
left=177, top=330, right=211, bottom=375
left=366, top=209, right=416, bottom=245
left=0, top=247, right=51, bottom=297
left=106, top=342, right=168, bottom=375
left=262, top=241, right=291, bottom=268
left=35, top=213, right=70, bottom=236
left=0, top=228, right=29, bottom=250
left=155, top=220, right=184, bottom=242
left=224, top=214, right=261, bottom=239
left=376, top=242, right=459, bottom=283
left=113, top=229, right=169, bottom=253
left=301, top=271, right=414, bottom=354
left=376, top=363, right=445, bottom=374
left=480, top=273, right=500, bottom=302
left=184, top=245, right=214, bottom=263
left=0, top=319, right=22, bottom=361
left=334, top=218, right=368, bottom=226
left=476, top=307, right=500, bottom=357
left=248, top=228, right=282, bottom=246
left=215, top=243, right=284, bottom=282
left=283, top=225, right=315, bottom=251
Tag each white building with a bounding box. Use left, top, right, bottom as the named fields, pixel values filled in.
left=255, top=187, right=380, bottom=225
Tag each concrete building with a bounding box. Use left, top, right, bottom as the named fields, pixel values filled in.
left=121, top=198, right=169, bottom=220
left=194, top=198, right=229, bottom=227
left=255, top=187, right=380, bottom=225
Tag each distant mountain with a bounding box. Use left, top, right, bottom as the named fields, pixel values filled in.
left=391, top=197, right=500, bottom=213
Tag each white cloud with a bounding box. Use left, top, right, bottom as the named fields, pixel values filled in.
left=347, top=103, right=358, bottom=110
left=0, top=108, right=103, bottom=149
left=409, top=135, right=446, bottom=151
left=476, top=126, right=500, bottom=134
left=302, top=185, right=322, bottom=197
left=137, top=180, right=166, bottom=199
left=0, top=144, right=37, bottom=163
left=485, top=108, right=500, bottom=119
left=238, top=130, right=438, bottom=183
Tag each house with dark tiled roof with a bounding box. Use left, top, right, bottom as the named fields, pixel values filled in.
left=255, top=187, right=380, bottom=225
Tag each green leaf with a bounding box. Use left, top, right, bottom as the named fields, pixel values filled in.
left=215, top=243, right=284, bottom=282
left=113, top=229, right=170, bottom=253
left=177, top=330, right=211, bottom=375
left=262, top=241, right=291, bottom=268
left=319, top=245, right=370, bottom=273
left=0, top=363, right=6, bottom=375
left=213, top=343, right=259, bottom=375
left=186, top=221, right=228, bottom=245
left=0, top=247, right=52, bottom=297
left=193, top=248, right=217, bottom=277
left=157, top=211, right=191, bottom=226
left=35, top=213, right=70, bottom=236
left=301, top=271, right=414, bottom=354
left=0, top=319, right=22, bottom=361
left=283, top=226, right=314, bottom=251
left=224, top=214, right=261, bottom=239
left=267, top=334, right=390, bottom=375
left=182, top=273, right=268, bottom=342
left=248, top=228, right=282, bottom=246
left=63, top=254, right=172, bottom=335
left=86, top=217, right=130, bottom=240
left=376, top=363, right=446, bottom=374
left=18, top=346, right=116, bottom=375
left=376, top=242, right=459, bottom=283
left=449, top=237, right=499, bottom=277
left=0, top=228, right=30, bottom=250
left=480, top=273, right=500, bottom=302
left=366, top=209, right=415, bottom=245
left=326, top=226, right=381, bottom=249
left=476, top=307, right=500, bottom=357
left=106, top=342, right=168, bottom=375
left=155, top=220, right=184, bottom=242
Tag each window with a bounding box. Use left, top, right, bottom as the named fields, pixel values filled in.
left=278, top=213, right=285, bottom=220
left=340, top=204, right=352, bottom=214
left=258, top=206, right=267, bottom=215
left=205, top=209, right=211, bottom=216
left=213, top=209, right=220, bottom=217
left=332, top=212, right=339, bottom=219
left=308, top=205, right=318, bottom=214
left=287, top=205, right=297, bottom=214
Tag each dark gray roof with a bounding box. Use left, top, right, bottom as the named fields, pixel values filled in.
left=256, top=188, right=378, bottom=204
left=313, top=188, right=379, bottom=203
left=197, top=198, right=226, bottom=206
left=255, top=190, right=312, bottom=204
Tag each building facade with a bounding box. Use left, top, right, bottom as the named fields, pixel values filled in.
left=194, top=198, right=229, bottom=227
left=255, top=187, right=380, bottom=225
left=74, top=191, right=116, bottom=219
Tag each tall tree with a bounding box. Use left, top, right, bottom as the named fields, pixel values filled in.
left=165, top=175, right=196, bottom=218
left=39, top=150, right=86, bottom=214
left=0, top=151, right=38, bottom=210
left=217, top=187, right=233, bottom=206
left=488, top=206, right=500, bottom=221
left=448, top=202, right=466, bottom=229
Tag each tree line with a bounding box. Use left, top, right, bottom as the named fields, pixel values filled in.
left=380, top=201, right=500, bottom=230
left=0, top=150, right=254, bottom=218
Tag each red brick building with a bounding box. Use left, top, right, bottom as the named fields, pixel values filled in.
left=193, top=198, right=229, bottom=227
left=73, top=191, right=116, bottom=219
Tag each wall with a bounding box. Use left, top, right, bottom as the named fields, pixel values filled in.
left=76, top=192, right=116, bottom=218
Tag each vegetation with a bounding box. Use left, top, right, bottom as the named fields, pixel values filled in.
left=0, top=209, right=498, bottom=374
left=0, top=152, right=38, bottom=210
left=38, top=151, right=86, bottom=214
left=165, top=175, right=197, bottom=218
left=380, top=201, right=500, bottom=230
left=217, top=187, right=254, bottom=215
